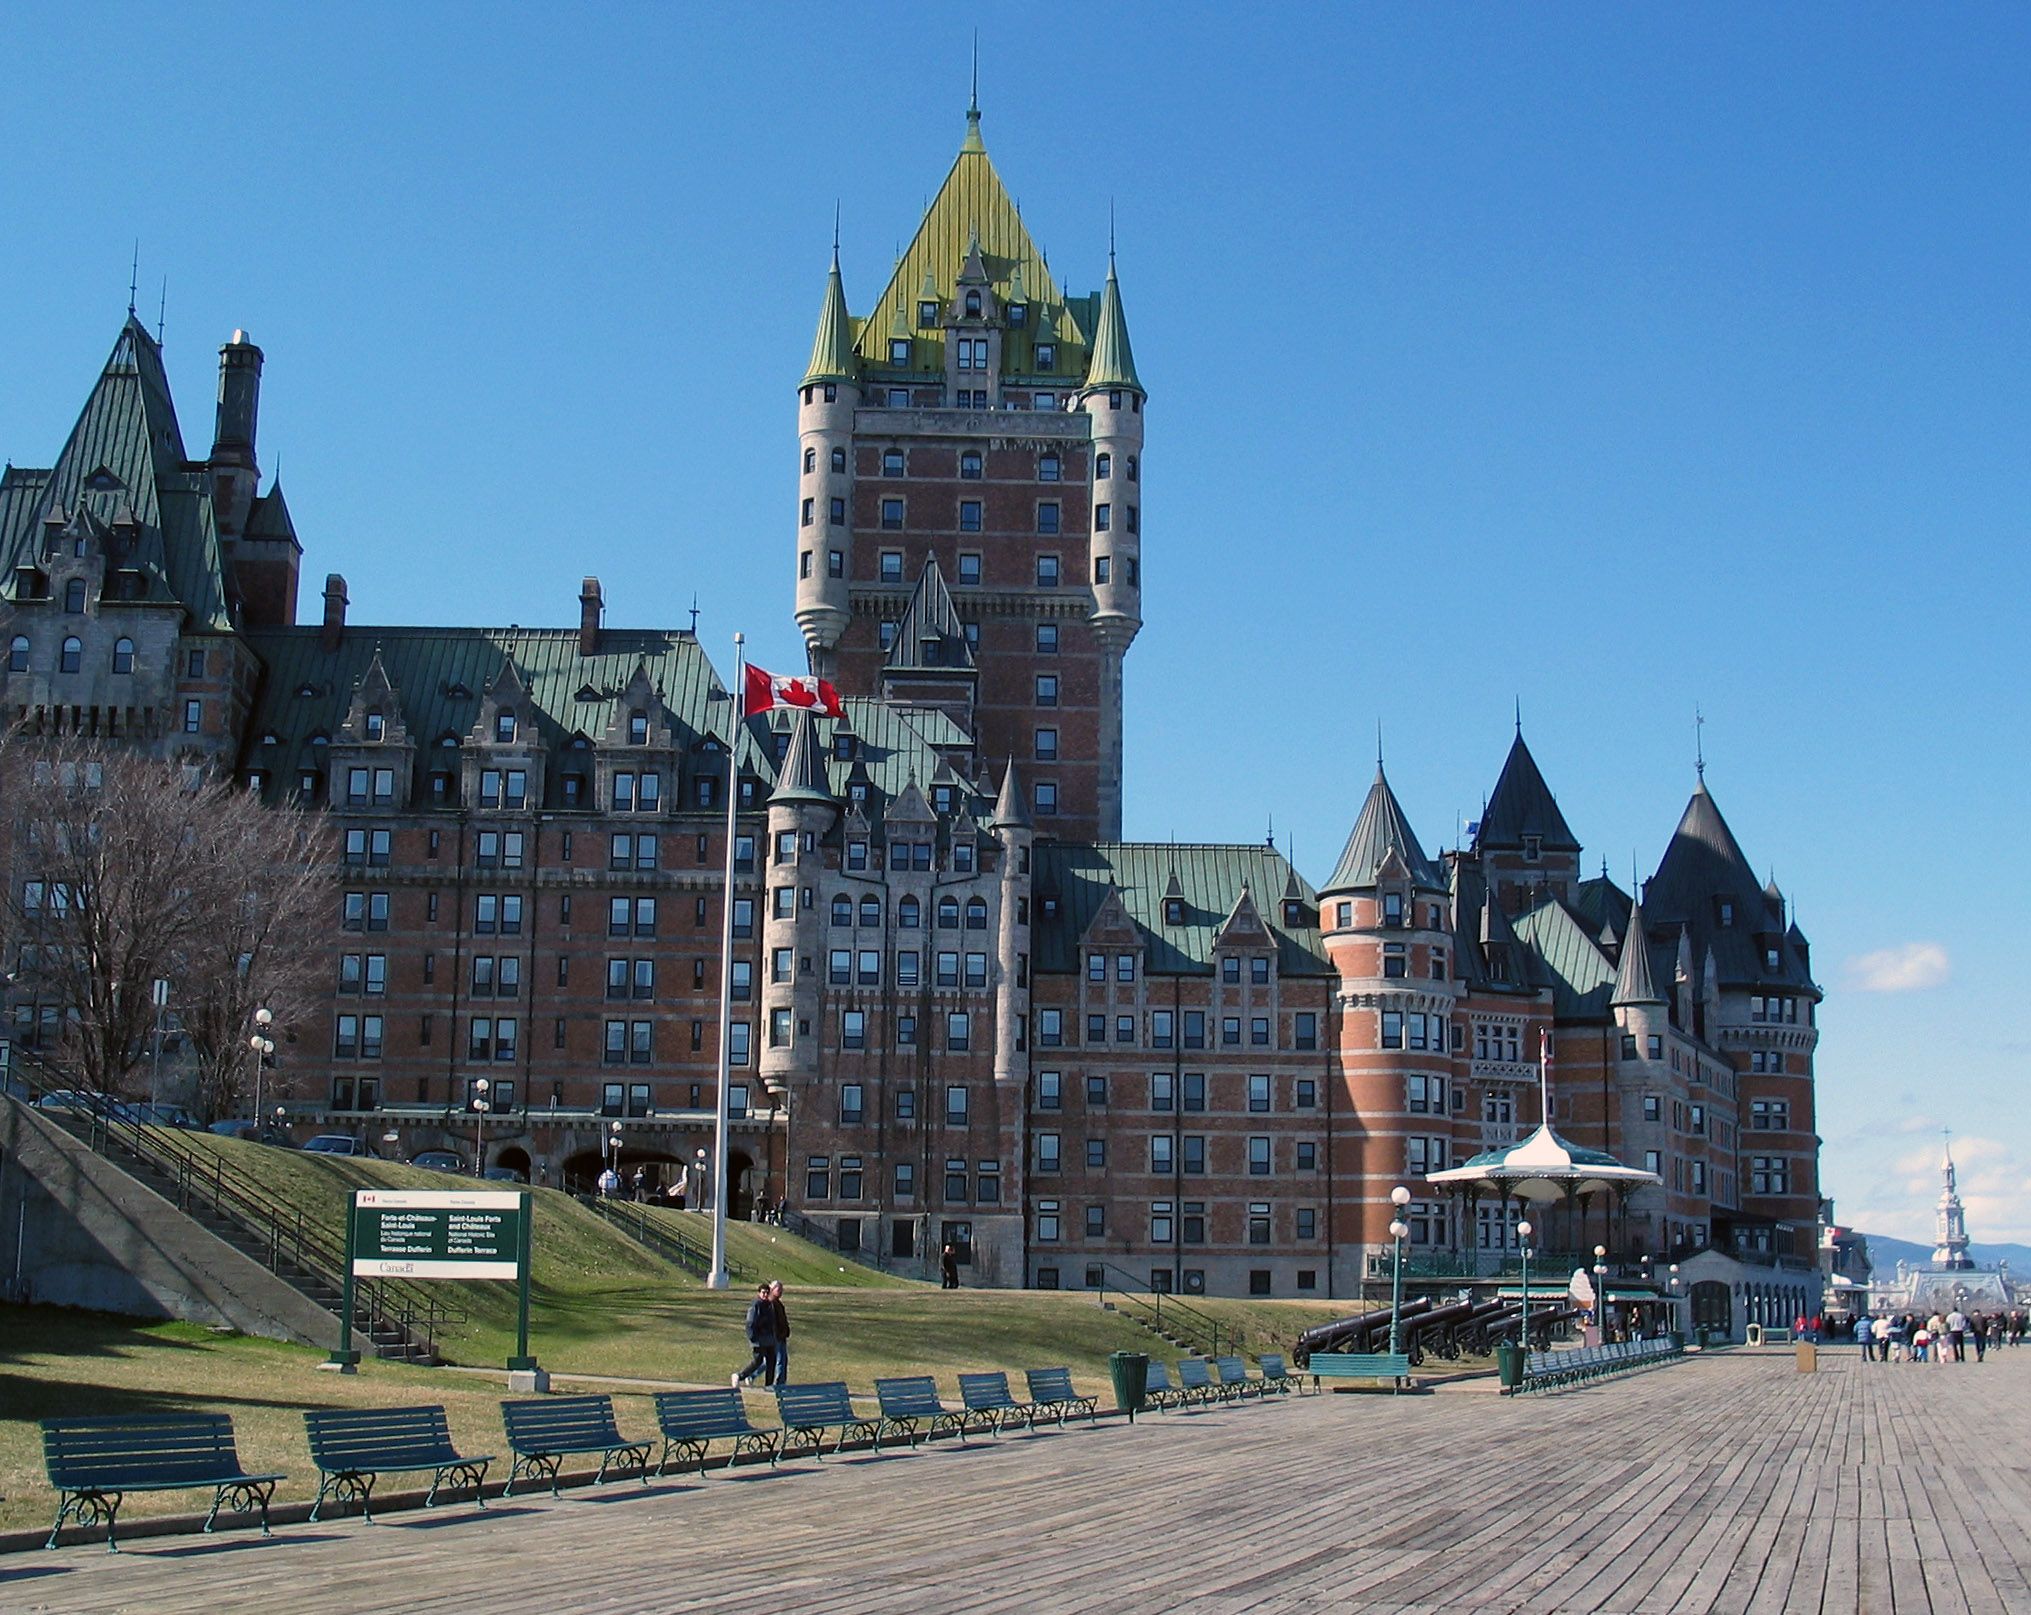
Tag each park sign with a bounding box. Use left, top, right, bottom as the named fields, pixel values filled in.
left=350, top=1188, right=524, bottom=1279
left=330, top=1187, right=539, bottom=1377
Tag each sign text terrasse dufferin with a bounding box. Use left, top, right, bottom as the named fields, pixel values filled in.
left=350, top=1189, right=524, bottom=1280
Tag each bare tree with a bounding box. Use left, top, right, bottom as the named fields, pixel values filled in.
left=0, top=738, right=332, bottom=1111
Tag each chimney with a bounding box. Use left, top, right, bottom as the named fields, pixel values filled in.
left=321, top=573, right=348, bottom=651
left=211, top=330, right=264, bottom=538
left=579, top=576, right=603, bottom=656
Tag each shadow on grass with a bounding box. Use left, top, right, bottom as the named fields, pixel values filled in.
left=0, top=1375, right=385, bottom=1424
left=0, top=1304, right=214, bottom=1371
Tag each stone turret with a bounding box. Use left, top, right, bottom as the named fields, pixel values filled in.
left=989, top=761, right=1033, bottom=1085
left=795, top=251, right=861, bottom=673
left=759, top=710, right=836, bottom=1097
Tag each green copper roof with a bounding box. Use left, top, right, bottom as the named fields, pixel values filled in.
left=1510, top=898, right=1615, bottom=1019
left=1322, top=766, right=1445, bottom=894
left=1034, top=842, right=1328, bottom=976
left=769, top=708, right=835, bottom=807
left=1610, top=899, right=1666, bottom=1008
left=1082, top=263, right=1142, bottom=393
left=0, top=318, right=232, bottom=632
left=849, top=112, right=1099, bottom=380
left=803, top=254, right=860, bottom=386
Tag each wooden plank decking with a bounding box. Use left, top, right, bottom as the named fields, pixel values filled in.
left=12, top=1348, right=2029, bottom=1613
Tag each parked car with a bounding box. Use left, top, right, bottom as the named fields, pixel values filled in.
left=482, top=1165, right=529, bottom=1184
left=301, top=1134, right=370, bottom=1157
left=208, top=1119, right=260, bottom=1140
left=132, top=1103, right=201, bottom=1129
left=36, top=1089, right=113, bottom=1117
left=411, top=1149, right=465, bottom=1172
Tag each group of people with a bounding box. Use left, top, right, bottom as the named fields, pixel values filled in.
left=733, top=1280, right=793, bottom=1387
left=1853, top=1307, right=2026, bottom=1362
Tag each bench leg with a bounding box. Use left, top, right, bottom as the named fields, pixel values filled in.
left=429, top=1461, right=489, bottom=1509
left=507, top=1452, right=560, bottom=1498
left=206, top=1479, right=277, bottom=1537
left=50, top=1489, right=122, bottom=1553
left=311, top=1470, right=374, bottom=1524
left=660, top=1437, right=706, bottom=1478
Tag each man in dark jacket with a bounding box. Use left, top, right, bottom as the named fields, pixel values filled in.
left=769, top=1280, right=791, bottom=1386
left=732, top=1283, right=776, bottom=1387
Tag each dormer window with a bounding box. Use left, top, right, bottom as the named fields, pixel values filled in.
left=309, top=730, right=329, bottom=747
left=1382, top=891, right=1405, bottom=927
left=1165, top=898, right=1185, bottom=926
left=918, top=300, right=938, bottom=327
left=1035, top=343, right=1056, bottom=371
left=1718, top=900, right=1735, bottom=927
left=364, top=712, right=385, bottom=741
left=1283, top=900, right=1303, bottom=926
left=1008, top=302, right=1027, bottom=326
left=494, top=713, right=516, bottom=744
left=964, top=290, right=982, bottom=317
left=1765, top=947, right=1781, bottom=971
left=1523, top=835, right=1541, bottom=863
left=833, top=732, right=854, bottom=759
left=889, top=338, right=911, bottom=365
left=628, top=710, right=649, bottom=746
left=64, top=579, right=87, bottom=614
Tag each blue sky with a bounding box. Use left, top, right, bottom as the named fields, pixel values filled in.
left=3, top=5, right=2025, bottom=1247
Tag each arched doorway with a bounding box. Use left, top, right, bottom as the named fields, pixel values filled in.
left=497, top=1145, right=532, bottom=1182
left=727, top=1148, right=756, bottom=1222
left=1691, top=1280, right=1731, bottom=1339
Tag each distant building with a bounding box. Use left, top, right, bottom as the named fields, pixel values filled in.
left=1867, top=1142, right=2015, bottom=1316
left=0, top=99, right=1824, bottom=1302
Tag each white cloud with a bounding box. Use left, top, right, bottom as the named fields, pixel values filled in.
left=1845, top=942, right=1950, bottom=993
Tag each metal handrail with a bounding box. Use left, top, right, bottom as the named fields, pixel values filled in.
left=7, top=1048, right=462, bottom=1356
left=1092, top=1261, right=1226, bottom=1358
left=582, top=1196, right=749, bottom=1283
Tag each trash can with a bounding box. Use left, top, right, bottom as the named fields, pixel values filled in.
left=1745, top=1323, right=1764, bottom=1347
left=1795, top=1340, right=1818, bottom=1374
left=1495, top=1340, right=1524, bottom=1393
left=1108, top=1351, right=1150, bottom=1422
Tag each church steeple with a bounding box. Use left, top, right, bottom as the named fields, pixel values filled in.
left=1934, top=1136, right=1973, bottom=1271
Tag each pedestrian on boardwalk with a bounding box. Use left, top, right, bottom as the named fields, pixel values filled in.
left=1970, top=1313, right=1988, bottom=1362
left=941, top=1242, right=960, bottom=1289
left=769, top=1280, right=791, bottom=1386
left=1855, top=1312, right=1874, bottom=1361
left=1946, top=1307, right=1969, bottom=1363
left=1872, top=1314, right=1891, bottom=1361
left=732, top=1282, right=777, bottom=1388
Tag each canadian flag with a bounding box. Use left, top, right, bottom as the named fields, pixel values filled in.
left=744, top=663, right=844, bottom=719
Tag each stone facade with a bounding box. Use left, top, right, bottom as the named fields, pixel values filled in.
left=0, top=106, right=1823, bottom=1298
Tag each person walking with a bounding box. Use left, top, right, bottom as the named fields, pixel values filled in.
left=732, top=1282, right=777, bottom=1388
left=769, top=1280, right=791, bottom=1386
left=630, top=1165, right=646, bottom=1203
left=597, top=1163, right=620, bottom=1199
left=1855, top=1312, right=1874, bottom=1362
left=940, top=1242, right=960, bottom=1290
left=1970, top=1312, right=1988, bottom=1362
left=1945, top=1309, right=1968, bottom=1364
left=1872, top=1312, right=1891, bottom=1362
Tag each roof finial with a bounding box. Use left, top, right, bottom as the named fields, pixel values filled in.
left=1108, top=198, right=1117, bottom=270
left=1514, top=694, right=1522, bottom=737
left=1695, top=704, right=1706, bottom=782
left=831, top=200, right=841, bottom=263
left=1266, top=811, right=1275, bottom=851
left=127, top=241, right=139, bottom=318
left=969, top=30, right=979, bottom=118
left=1375, top=718, right=1384, bottom=770
left=155, top=276, right=167, bottom=345
left=688, top=593, right=700, bottom=635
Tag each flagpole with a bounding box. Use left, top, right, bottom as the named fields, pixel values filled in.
left=708, top=631, right=745, bottom=1290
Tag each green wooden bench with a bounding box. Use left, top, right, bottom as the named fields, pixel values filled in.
left=1173, top=1357, right=1223, bottom=1406
left=1142, top=1359, right=1196, bottom=1413
left=500, top=1395, right=651, bottom=1496
left=1214, top=1356, right=1263, bottom=1400
left=773, top=1382, right=881, bottom=1461
left=873, top=1376, right=968, bottom=1448
left=42, top=1413, right=285, bottom=1552
left=304, top=1404, right=492, bottom=1522
left=1257, top=1353, right=1301, bottom=1394
left=1024, top=1366, right=1098, bottom=1426
left=1308, top=1351, right=1413, bottom=1393
left=651, top=1388, right=780, bottom=1476
left=957, top=1371, right=1035, bottom=1436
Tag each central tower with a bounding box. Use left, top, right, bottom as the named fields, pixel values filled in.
left=792, top=98, right=1144, bottom=840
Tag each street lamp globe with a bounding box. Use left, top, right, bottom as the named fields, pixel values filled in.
left=1388, top=1219, right=1409, bottom=1241
left=1517, top=1219, right=1532, bottom=1243
left=1390, top=1184, right=1412, bottom=1209
left=1594, top=1244, right=1607, bottom=1260
left=254, top=1007, right=274, bottom=1029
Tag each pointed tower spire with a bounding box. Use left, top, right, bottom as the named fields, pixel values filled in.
left=1611, top=899, right=1665, bottom=1007
left=1082, top=247, right=1142, bottom=393
left=962, top=36, right=985, bottom=154
left=769, top=708, right=835, bottom=807
left=802, top=247, right=859, bottom=387
left=989, top=758, right=1030, bottom=830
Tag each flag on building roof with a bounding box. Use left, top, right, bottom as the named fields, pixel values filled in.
left=745, top=663, right=844, bottom=719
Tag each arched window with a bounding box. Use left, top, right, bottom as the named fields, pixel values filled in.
left=964, top=290, right=982, bottom=316
left=1096, top=452, right=1112, bottom=480
left=898, top=896, right=921, bottom=929
left=831, top=895, right=853, bottom=927
left=7, top=635, right=28, bottom=673
left=59, top=636, right=82, bottom=674
left=937, top=897, right=960, bottom=929
left=802, top=447, right=816, bottom=474
left=859, top=896, right=881, bottom=927
left=628, top=710, right=649, bottom=745
left=965, top=898, right=988, bottom=931
left=63, top=579, right=87, bottom=614
left=111, top=637, right=134, bottom=675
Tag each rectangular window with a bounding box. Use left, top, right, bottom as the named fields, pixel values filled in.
left=1150, top=1134, right=1174, bottom=1173
left=1182, top=1072, right=1205, bottom=1112
left=1182, top=1135, right=1205, bottom=1175
left=1249, top=1074, right=1271, bottom=1113
left=1183, top=1011, right=1205, bottom=1050
left=1037, top=502, right=1060, bottom=536
left=945, top=1084, right=969, bottom=1126
left=1381, top=1011, right=1404, bottom=1049
left=959, top=499, right=982, bottom=532
left=841, top=1084, right=865, bottom=1125
left=1249, top=1136, right=1271, bottom=1175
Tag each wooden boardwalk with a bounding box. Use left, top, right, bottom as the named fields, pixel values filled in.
left=10, top=1349, right=2029, bottom=1613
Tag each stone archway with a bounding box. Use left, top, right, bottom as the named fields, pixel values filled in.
left=496, top=1145, right=532, bottom=1182
left=1691, top=1280, right=1732, bottom=1338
